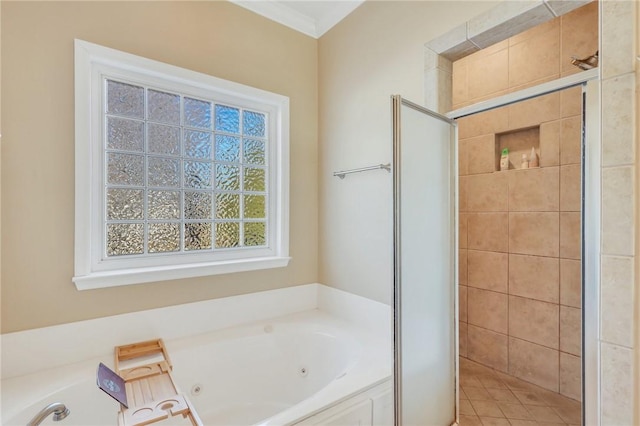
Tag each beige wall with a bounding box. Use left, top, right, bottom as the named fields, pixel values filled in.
left=1, top=1, right=318, bottom=333
left=318, top=0, right=500, bottom=304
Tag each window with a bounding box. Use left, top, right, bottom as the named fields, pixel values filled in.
left=74, top=40, right=290, bottom=290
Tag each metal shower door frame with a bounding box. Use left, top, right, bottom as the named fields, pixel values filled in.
left=392, top=95, right=459, bottom=426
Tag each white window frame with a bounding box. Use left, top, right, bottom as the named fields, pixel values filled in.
left=73, top=39, right=290, bottom=290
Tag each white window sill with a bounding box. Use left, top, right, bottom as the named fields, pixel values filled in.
left=72, top=256, right=291, bottom=290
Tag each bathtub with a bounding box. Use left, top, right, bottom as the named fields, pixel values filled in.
left=1, top=309, right=391, bottom=426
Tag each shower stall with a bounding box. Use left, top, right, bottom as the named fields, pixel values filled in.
left=392, top=70, right=599, bottom=425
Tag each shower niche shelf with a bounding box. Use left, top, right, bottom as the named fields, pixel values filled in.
left=495, top=126, right=540, bottom=171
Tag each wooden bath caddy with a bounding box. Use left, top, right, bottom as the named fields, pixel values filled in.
left=114, top=339, right=203, bottom=426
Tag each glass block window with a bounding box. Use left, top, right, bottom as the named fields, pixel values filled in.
left=74, top=40, right=289, bottom=289
left=105, top=79, right=269, bottom=257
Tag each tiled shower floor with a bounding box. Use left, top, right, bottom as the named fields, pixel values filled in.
left=459, top=358, right=581, bottom=426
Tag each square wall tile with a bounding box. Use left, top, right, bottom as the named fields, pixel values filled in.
left=560, top=116, right=582, bottom=165
left=509, top=17, right=557, bottom=47
left=468, top=48, right=509, bottom=101
left=460, top=321, right=468, bottom=358
left=468, top=250, right=508, bottom=293
left=560, top=258, right=581, bottom=308
left=460, top=249, right=468, bottom=285
left=509, top=212, right=560, bottom=257
left=509, top=20, right=560, bottom=88
left=560, top=164, right=581, bottom=212
left=601, top=166, right=634, bottom=256
left=539, top=120, right=560, bottom=167
left=459, top=139, right=469, bottom=176
left=559, top=352, right=582, bottom=401
left=460, top=176, right=469, bottom=212
left=560, top=212, right=581, bottom=260
left=468, top=213, right=509, bottom=252
left=509, top=337, right=559, bottom=392
left=467, top=172, right=508, bottom=211
left=509, top=254, right=559, bottom=303
left=560, top=86, right=583, bottom=119
left=460, top=213, right=469, bottom=249
left=601, top=255, right=635, bottom=347
left=460, top=284, right=468, bottom=323
left=559, top=306, right=581, bottom=356
left=453, top=60, right=469, bottom=107
left=458, top=108, right=509, bottom=139
left=509, top=295, right=559, bottom=349
left=508, top=92, right=560, bottom=130
left=601, top=343, right=634, bottom=425
left=601, top=0, right=636, bottom=78
left=602, top=74, right=636, bottom=167
left=468, top=134, right=498, bottom=175
left=508, top=167, right=560, bottom=212
left=468, top=287, right=508, bottom=333
left=468, top=324, right=508, bottom=372
left=467, top=39, right=509, bottom=61
left=560, top=1, right=598, bottom=76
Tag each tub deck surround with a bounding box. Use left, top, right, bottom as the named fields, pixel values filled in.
left=1, top=284, right=392, bottom=426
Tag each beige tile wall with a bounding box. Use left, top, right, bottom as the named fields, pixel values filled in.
left=455, top=4, right=597, bottom=400
left=452, top=2, right=597, bottom=109
left=458, top=85, right=583, bottom=400
left=598, top=1, right=637, bottom=424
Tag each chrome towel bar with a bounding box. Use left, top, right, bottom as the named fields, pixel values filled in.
left=333, top=163, right=391, bottom=179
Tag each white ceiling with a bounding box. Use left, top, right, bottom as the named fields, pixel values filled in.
left=229, top=0, right=365, bottom=38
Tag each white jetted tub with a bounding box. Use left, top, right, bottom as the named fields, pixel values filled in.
left=2, top=309, right=391, bottom=426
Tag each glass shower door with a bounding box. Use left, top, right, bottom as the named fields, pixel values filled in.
left=392, top=95, right=457, bottom=425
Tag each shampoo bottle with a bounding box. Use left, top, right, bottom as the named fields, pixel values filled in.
left=529, top=147, right=539, bottom=168
left=500, top=148, right=509, bottom=171
left=521, top=153, right=529, bottom=169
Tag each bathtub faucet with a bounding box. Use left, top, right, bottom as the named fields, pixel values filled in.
left=26, top=402, right=70, bottom=426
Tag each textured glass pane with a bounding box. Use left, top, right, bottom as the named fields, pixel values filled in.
left=107, top=223, right=144, bottom=256
left=215, top=193, right=240, bottom=219
left=184, top=130, right=212, bottom=159
left=106, top=80, right=144, bottom=118
left=184, top=161, right=212, bottom=189
left=215, top=222, right=240, bottom=248
left=149, top=223, right=180, bottom=253
left=243, top=139, right=265, bottom=165
left=184, top=98, right=212, bottom=129
left=107, top=153, right=144, bottom=186
left=148, top=157, right=180, bottom=188
left=184, top=191, right=212, bottom=219
left=148, top=89, right=180, bottom=125
left=184, top=223, right=212, bottom=250
left=243, top=111, right=266, bottom=137
left=244, top=167, right=266, bottom=192
left=244, top=222, right=266, bottom=246
left=215, top=105, right=240, bottom=134
left=215, top=164, right=240, bottom=191
left=244, top=195, right=265, bottom=218
left=148, top=190, right=180, bottom=220
left=215, top=135, right=240, bottom=163
left=148, top=123, right=180, bottom=156
left=107, top=189, right=143, bottom=220
left=107, top=117, right=144, bottom=152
